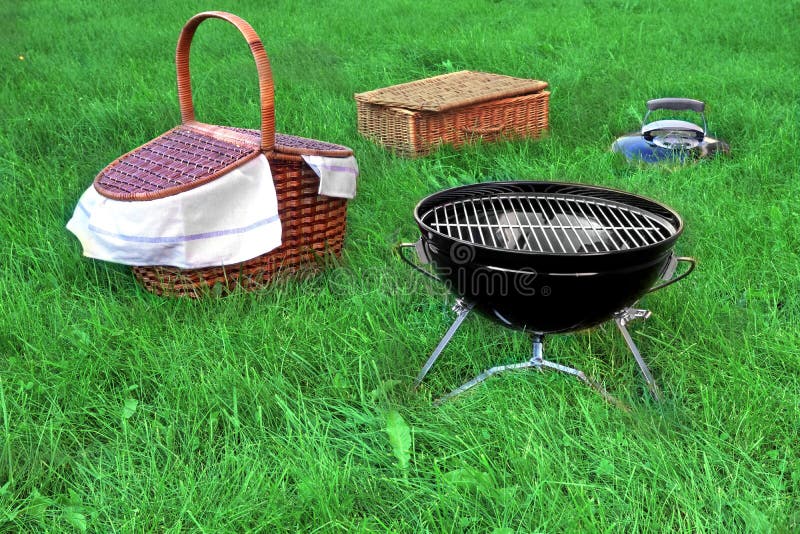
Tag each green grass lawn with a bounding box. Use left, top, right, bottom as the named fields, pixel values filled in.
left=2, top=0, right=799, bottom=531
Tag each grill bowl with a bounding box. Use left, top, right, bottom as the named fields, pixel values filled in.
left=412, top=181, right=684, bottom=333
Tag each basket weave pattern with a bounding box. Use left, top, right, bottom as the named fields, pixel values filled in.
left=94, top=11, right=352, bottom=297
left=355, top=71, right=549, bottom=157
left=132, top=152, right=347, bottom=296
left=94, top=126, right=261, bottom=201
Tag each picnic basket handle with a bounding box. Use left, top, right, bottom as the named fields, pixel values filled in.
left=176, top=11, right=275, bottom=152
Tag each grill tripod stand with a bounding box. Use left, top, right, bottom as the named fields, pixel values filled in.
left=413, top=300, right=661, bottom=408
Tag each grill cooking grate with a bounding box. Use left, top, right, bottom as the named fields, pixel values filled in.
left=421, top=194, right=676, bottom=254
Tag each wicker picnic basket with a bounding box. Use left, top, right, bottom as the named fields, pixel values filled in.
left=354, top=70, right=550, bottom=157
left=92, top=11, right=353, bottom=297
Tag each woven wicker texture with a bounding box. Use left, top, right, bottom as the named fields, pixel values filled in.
left=90, top=11, right=352, bottom=296
left=355, top=71, right=549, bottom=157
left=94, top=126, right=259, bottom=201
left=226, top=126, right=354, bottom=157
left=354, top=71, right=548, bottom=112
left=94, top=126, right=352, bottom=201
left=132, top=155, right=347, bottom=296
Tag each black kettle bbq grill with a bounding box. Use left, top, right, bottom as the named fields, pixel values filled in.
left=398, top=181, right=695, bottom=404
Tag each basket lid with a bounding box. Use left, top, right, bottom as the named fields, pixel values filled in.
left=93, top=124, right=353, bottom=201
left=353, top=70, right=549, bottom=112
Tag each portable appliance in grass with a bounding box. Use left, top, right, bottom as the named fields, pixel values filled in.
left=397, top=181, right=696, bottom=405
left=612, top=98, right=729, bottom=164
left=67, top=11, right=357, bottom=297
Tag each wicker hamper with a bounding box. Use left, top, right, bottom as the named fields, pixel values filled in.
left=354, top=70, right=549, bottom=157
left=89, top=11, right=354, bottom=297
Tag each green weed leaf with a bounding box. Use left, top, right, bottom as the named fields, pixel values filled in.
left=121, top=398, right=138, bottom=419
left=369, top=379, right=402, bottom=403
left=64, top=509, right=87, bottom=532
left=443, top=468, right=494, bottom=491
left=596, top=458, right=615, bottom=477
left=459, top=517, right=477, bottom=529
left=25, top=489, right=53, bottom=521
left=384, top=410, right=411, bottom=470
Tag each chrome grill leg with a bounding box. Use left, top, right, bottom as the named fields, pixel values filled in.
left=436, top=335, right=629, bottom=411
left=413, top=299, right=474, bottom=389
left=419, top=306, right=662, bottom=408
left=614, top=308, right=661, bottom=401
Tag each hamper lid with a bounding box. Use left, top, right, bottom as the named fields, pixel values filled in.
left=353, top=70, right=549, bottom=112
left=93, top=124, right=353, bottom=201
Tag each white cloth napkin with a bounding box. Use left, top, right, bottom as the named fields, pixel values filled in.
left=301, top=155, right=359, bottom=199
left=66, top=155, right=282, bottom=269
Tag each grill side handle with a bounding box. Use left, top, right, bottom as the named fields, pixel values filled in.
left=396, top=241, right=441, bottom=282
left=647, top=256, right=696, bottom=294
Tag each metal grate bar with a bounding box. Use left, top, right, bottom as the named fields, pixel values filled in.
left=572, top=199, right=608, bottom=252
left=558, top=195, right=601, bottom=253
left=470, top=198, right=497, bottom=248
left=423, top=193, right=674, bottom=254
left=514, top=197, right=544, bottom=252
left=559, top=196, right=586, bottom=253
left=461, top=201, right=475, bottom=244
left=488, top=198, right=511, bottom=249
left=494, top=197, right=516, bottom=249
left=498, top=197, right=530, bottom=250
left=582, top=200, right=628, bottom=250
left=547, top=196, right=581, bottom=253
left=598, top=202, right=641, bottom=247
left=586, top=201, right=629, bottom=249
left=450, top=205, right=464, bottom=242
left=614, top=206, right=649, bottom=246
left=434, top=206, right=441, bottom=242
left=534, top=197, right=570, bottom=252
left=628, top=209, right=664, bottom=244
left=624, top=208, right=655, bottom=244
left=522, top=196, right=556, bottom=252
left=561, top=195, right=594, bottom=252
